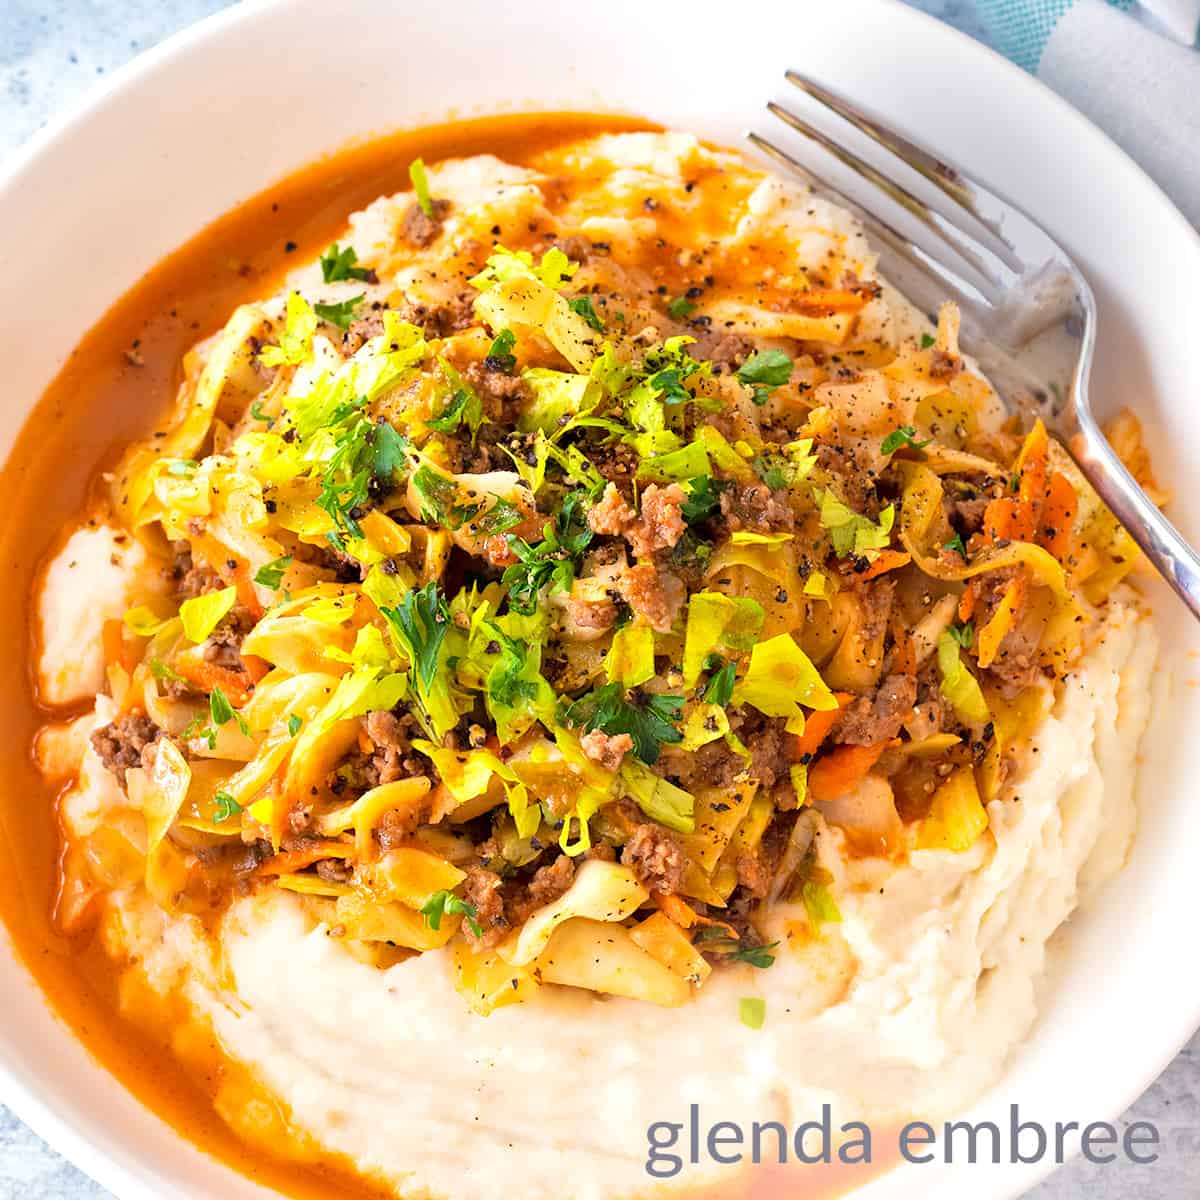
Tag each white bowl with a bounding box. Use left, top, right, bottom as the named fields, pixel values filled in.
left=1, top=1, right=1198, bottom=1197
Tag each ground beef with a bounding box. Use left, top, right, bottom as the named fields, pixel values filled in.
left=166, top=542, right=224, bottom=599
left=395, top=293, right=476, bottom=340
left=400, top=196, right=450, bottom=247
left=580, top=730, right=634, bottom=771
left=735, top=710, right=791, bottom=791
left=565, top=591, right=617, bottom=634
left=315, top=857, right=354, bottom=884
left=719, top=483, right=795, bottom=533
left=622, top=822, right=686, bottom=894
left=632, top=484, right=686, bottom=558
left=735, top=849, right=775, bottom=900
left=813, top=442, right=882, bottom=515
left=615, top=562, right=685, bottom=633
left=335, top=710, right=425, bottom=796
left=90, top=712, right=160, bottom=785
left=340, top=311, right=386, bottom=355
left=463, top=360, right=530, bottom=414
left=857, top=577, right=896, bottom=644
left=202, top=605, right=256, bottom=670
left=508, top=855, right=577, bottom=926
left=970, top=568, right=1047, bottom=698
left=589, top=441, right=641, bottom=487
left=687, top=332, right=754, bottom=374
left=833, top=673, right=918, bottom=746
left=587, top=482, right=686, bottom=561
left=462, top=866, right=509, bottom=947
left=905, top=667, right=953, bottom=741
left=949, top=494, right=991, bottom=537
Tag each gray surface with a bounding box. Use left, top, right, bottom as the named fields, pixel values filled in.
left=0, top=0, right=1196, bottom=1197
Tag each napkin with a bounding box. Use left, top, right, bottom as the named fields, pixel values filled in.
left=975, top=0, right=1200, bottom=228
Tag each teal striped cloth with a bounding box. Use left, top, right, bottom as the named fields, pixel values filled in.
left=977, top=0, right=1139, bottom=69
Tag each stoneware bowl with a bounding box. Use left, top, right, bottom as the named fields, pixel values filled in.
left=0, top=1, right=1197, bottom=1197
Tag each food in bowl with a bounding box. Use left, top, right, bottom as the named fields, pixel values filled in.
left=21, top=121, right=1161, bottom=1198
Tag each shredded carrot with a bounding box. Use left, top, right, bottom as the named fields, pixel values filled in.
left=790, top=693, right=854, bottom=760
left=254, top=841, right=352, bottom=877
left=172, top=657, right=257, bottom=707
left=794, top=287, right=872, bottom=315
left=982, top=495, right=1025, bottom=544
left=1040, top=470, right=1077, bottom=560
left=101, top=618, right=140, bottom=674
left=860, top=549, right=911, bottom=580
left=976, top=572, right=1027, bottom=669
left=654, top=892, right=699, bottom=929
left=958, top=585, right=977, bottom=623
left=808, top=742, right=888, bottom=803
left=890, top=628, right=918, bottom=677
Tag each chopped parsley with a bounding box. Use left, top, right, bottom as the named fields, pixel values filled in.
left=210, top=686, right=250, bottom=737
left=410, top=465, right=485, bottom=531
left=380, top=581, right=450, bottom=691
left=319, top=242, right=372, bottom=284
left=680, top=475, right=724, bottom=524
left=702, top=656, right=737, bottom=707
left=666, top=295, right=696, bottom=320
left=313, top=295, right=365, bottom=329
left=212, top=791, right=243, bottom=824
left=253, top=555, right=292, bottom=589
left=421, top=889, right=482, bottom=938
left=477, top=498, right=524, bottom=536
left=485, top=328, right=517, bottom=374
left=730, top=941, right=779, bottom=969
left=752, top=453, right=790, bottom=491
left=920, top=333, right=936, bottom=350
left=560, top=683, right=683, bottom=765
left=249, top=399, right=274, bottom=428
left=149, top=659, right=185, bottom=684
left=502, top=492, right=594, bottom=614
left=880, top=425, right=931, bottom=455
left=943, top=533, right=967, bottom=558
left=166, top=459, right=198, bottom=476
left=427, top=359, right=485, bottom=440
left=948, top=621, right=974, bottom=649
left=286, top=714, right=303, bottom=737
left=408, top=157, right=434, bottom=219
left=736, top=349, right=792, bottom=405
left=568, top=295, right=604, bottom=332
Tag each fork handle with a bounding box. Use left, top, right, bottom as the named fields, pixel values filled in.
left=1073, top=406, right=1200, bottom=621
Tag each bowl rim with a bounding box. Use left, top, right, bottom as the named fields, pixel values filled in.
left=0, top=2, right=1197, bottom=1199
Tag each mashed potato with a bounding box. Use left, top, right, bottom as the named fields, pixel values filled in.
left=34, top=131, right=1160, bottom=1198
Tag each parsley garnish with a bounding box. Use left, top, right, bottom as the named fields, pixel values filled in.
left=249, top=399, right=274, bottom=428
left=502, top=492, right=594, bottom=615
left=319, top=243, right=372, bottom=283
left=427, top=361, right=485, bottom=439
left=920, top=333, right=936, bottom=350
left=702, top=656, right=737, bottom=707
left=286, top=714, right=302, bottom=737
left=568, top=296, right=604, bottom=332
left=731, top=941, right=779, bottom=969
left=253, top=555, right=292, bottom=589
left=309, top=401, right=409, bottom=536
left=408, top=157, right=434, bottom=219
left=212, top=791, right=243, bottom=824
left=561, top=683, right=683, bottom=765
left=943, top=533, right=967, bottom=557
left=210, top=686, right=250, bottom=737
left=149, top=659, right=185, bottom=684
left=485, top=329, right=517, bottom=374
left=666, top=295, right=696, bottom=320
left=167, top=460, right=198, bottom=476
left=880, top=425, right=931, bottom=455
left=410, top=465, right=484, bottom=530
left=380, top=581, right=450, bottom=691
left=477, top=498, right=524, bottom=536
left=421, top=889, right=483, bottom=938
left=948, top=621, right=974, bottom=649
left=736, top=349, right=792, bottom=405
left=313, top=295, right=365, bottom=329
left=680, top=475, right=724, bottom=524
left=752, top=453, right=790, bottom=490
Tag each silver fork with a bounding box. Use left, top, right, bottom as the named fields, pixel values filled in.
left=749, top=72, right=1200, bottom=621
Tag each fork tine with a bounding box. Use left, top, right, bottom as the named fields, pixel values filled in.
left=764, top=101, right=1003, bottom=302
left=785, top=71, right=1024, bottom=273
left=745, top=130, right=994, bottom=312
